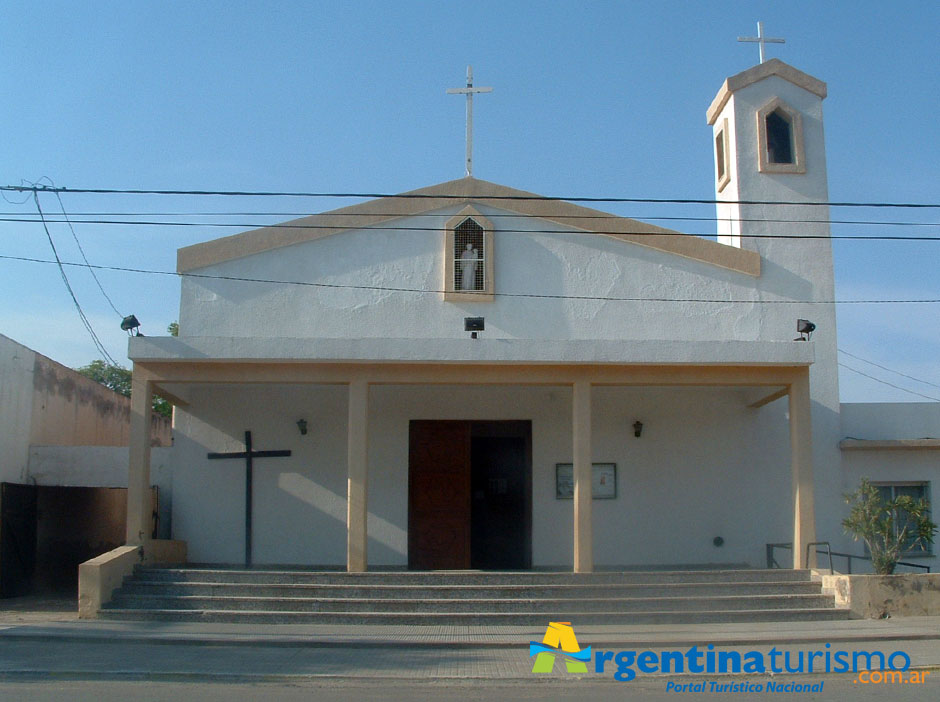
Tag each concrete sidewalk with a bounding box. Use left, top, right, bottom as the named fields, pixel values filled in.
left=2, top=616, right=940, bottom=649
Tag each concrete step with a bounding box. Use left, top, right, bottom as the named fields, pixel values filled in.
left=97, top=607, right=851, bottom=625
left=117, top=580, right=825, bottom=599
left=102, top=566, right=842, bottom=625
left=106, top=593, right=837, bottom=613
left=131, top=567, right=815, bottom=586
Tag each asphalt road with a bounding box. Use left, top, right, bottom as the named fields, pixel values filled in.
left=0, top=675, right=938, bottom=702
left=2, top=636, right=939, bottom=681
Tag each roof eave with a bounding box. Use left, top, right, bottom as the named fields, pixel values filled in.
left=177, top=176, right=760, bottom=277
left=707, top=59, right=827, bottom=125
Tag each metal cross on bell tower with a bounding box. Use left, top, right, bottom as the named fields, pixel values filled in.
left=738, top=21, right=786, bottom=64
left=447, top=65, right=493, bottom=177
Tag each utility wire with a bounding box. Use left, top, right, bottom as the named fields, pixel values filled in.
left=1, top=216, right=938, bottom=241
left=839, top=362, right=940, bottom=402
left=32, top=193, right=118, bottom=365
left=839, top=349, right=940, bottom=391
left=0, top=181, right=33, bottom=205
left=2, top=184, right=937, bottom=209
left=0, top=211, right=935, bottom=227
left=2, top=253, right=939, bottom=305
left=45, top=184, right=124, bottom=317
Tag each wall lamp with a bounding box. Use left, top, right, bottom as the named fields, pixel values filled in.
left=633, top=420, right=643, bottom=438
left=296, top=419, right=308, bottom=436
left=795, top=319, right=816, bottom=341
left=465, top=316, right=484, bottom=339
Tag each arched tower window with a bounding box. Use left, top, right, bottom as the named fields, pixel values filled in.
left=765, top=109, right=793, bottom=164
left=444, top=206, right=495, bottom=301
left=756, top=98, right=805, bottom=174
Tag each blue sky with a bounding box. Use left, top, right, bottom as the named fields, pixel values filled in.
left=1, top=1, right=937, bottom=402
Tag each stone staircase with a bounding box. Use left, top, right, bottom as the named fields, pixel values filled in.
left=99, top=566, right=848, bottom=624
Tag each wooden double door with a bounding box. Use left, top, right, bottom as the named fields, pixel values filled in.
left=408, top=420, right=532, bottom=570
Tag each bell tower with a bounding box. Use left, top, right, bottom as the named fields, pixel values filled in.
left=707, top=59, right=843, bottom=553
left=705, top=60, right=836, bottom=367
left=706, top=58, right=829, bottom=249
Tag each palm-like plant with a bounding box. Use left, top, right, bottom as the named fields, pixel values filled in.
left=842, top=478, right=937, bottom=575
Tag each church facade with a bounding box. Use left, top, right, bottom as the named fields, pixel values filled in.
left=123, top=60, right=937, bottom=573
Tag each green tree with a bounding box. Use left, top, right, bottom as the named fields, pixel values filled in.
left=76, top=360, right=172, bottom=419
left=76, top=359, right=131, bottom=396
left=167, top=321, right=179, bottom=337
left=842, top=478, right=936, bottom=574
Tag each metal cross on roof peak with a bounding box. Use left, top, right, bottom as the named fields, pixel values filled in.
left=447, top=65, right=493, bottom=177
left=738, top=21, right=786, bottom=64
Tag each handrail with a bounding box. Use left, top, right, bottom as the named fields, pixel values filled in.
left=806, top=542, right=834, bottom=575
left=766, top=542, right=931, bottom=574
left=764, top=541, right=834, bottom=573
left=766, top=542, right=790, bottom=569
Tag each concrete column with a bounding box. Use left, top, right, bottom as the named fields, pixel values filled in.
left=789, top=368, right=817, bottom=569
left=573, top=380, right=593, bottom=573
left=126, top=369, right=153, bottom=545
left=346, top=379, right=369, bottom=572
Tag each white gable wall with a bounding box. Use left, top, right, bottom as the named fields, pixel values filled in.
left=180, top=204, right=822, bottom=350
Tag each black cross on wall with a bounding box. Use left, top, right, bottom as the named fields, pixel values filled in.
left=207, top=430, right=291, bottom=567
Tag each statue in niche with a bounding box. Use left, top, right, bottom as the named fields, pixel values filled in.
left=460, top=243, right=479, bottom=290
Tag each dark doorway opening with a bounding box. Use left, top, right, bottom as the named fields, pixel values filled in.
left=1, top=483, right=157, bottom=597
left=408, top=420, right=531, bottom=570
left=471, top=423, right=530, bottom=569
left=0, top=483, right=38, bottom=598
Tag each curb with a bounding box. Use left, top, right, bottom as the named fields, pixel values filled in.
left=1, top=629, right=939, bottom=649
left=0, top=666, right=937, bottom=685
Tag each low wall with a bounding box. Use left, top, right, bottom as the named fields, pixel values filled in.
left=30, top=350, right=172, bottom=447
left=78, top=545, right=140, bottom=619
left=821, top=573, right=940, bottom=619
left=78, top=539, right=187, bottom=618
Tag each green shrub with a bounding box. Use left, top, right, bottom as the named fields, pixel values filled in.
left=842, top=478, right=936, bottom=575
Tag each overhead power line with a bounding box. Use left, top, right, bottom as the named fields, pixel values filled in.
left=0, top=211, right=936, bottom=227
left=839, top=349, right=940, bottom=391
left=2, top=184, right=937, bottom=209
left=47, top=185, right=124, bottom=318
left=32, top=194, right=118, bottom=365
left=2, top=253, right=939, bottom=305
left=839, top=362, right=940, bottom=402
left=1, top=216, right=938, bottom=242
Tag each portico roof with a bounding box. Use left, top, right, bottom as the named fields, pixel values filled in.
left=130, top=335, right=812, bottom=367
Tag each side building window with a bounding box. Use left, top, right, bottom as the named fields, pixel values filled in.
left=756, top=98, right=805, bottom=174
left=715, top=117, right=731, bottom=192
left=444, top=206, right=494, bottom=302
left=873, top=482, right=933, bottom=556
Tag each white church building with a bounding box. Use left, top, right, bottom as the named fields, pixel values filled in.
left=122, top=59, right=938, bottom=575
